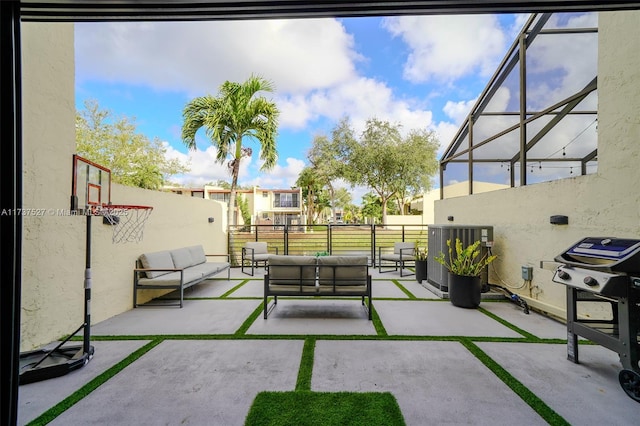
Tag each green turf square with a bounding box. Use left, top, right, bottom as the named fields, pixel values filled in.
left=245, top=391, right=406, bottom=426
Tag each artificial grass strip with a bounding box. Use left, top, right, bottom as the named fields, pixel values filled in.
left=27, top=339, right=163, bottom=426
left=370, top=304, right=388, bottom=337
left=234, top=300, right=267, bottom=336
left=296, top=338, right=316, bottom=391
left=391, top=280, right=417, bottom=299
left=220, top=279, right=251, bottom=298
left=244, top=391, right=406, bottom=426
left=477, top=306, right=540, bottom=340
left=460, top=339, right=570, bottom=426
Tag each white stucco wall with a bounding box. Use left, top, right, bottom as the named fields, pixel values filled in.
left=20, top=23, right=228, bottom=350
left=434, top=10, right=640, bottom=319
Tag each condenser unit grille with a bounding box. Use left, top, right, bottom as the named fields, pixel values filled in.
left=426, top=225, right=494, bottom=294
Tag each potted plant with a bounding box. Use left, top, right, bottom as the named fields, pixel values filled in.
left=434, top=238, right=497, bottom=308
left=414, top=246, right=428, bottom=284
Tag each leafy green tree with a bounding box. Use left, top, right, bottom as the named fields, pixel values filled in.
left=336, top=118, right=403, bottom=224
left=181, top=75, right=279, bottom=226
left=342, top=203, right=362, bottom=224
left=360, top=192, right=383, bottom=223
left=236, top=194, right=251, bottom=230
left=331, top=187, right=353, bottom=222
left=76, top=99, right=189, bottom=190
left=206, top=180, right=232, bottom=189
left=333, top=187, right=352, bottom=210
left=307, top=119, right=354, bottom=222
left=392, top=128, right=440, bottom=214
left=334, top=118, right=438, bottom=224
left=296, top=167, right=323, bottom=225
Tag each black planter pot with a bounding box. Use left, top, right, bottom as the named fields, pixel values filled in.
left=415, top=260, right=427, bottom=283
left=448, top=273, right=482, bottom=308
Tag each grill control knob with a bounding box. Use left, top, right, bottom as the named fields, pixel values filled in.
left=558, top=270, right=571, bottom=280
left=583, top=276, right=598, bottom=287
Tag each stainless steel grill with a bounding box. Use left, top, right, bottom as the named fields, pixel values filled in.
left=553, top=237, right=640, bottom=402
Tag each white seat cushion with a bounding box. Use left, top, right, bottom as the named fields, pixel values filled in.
left=139, top=250, right=175, bottom=279
left=245, top=242, right=268, bottom=255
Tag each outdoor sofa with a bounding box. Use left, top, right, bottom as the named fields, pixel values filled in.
left=134, top=245, right=230, bottom=308
left=263, top=255, right=372, bottom=319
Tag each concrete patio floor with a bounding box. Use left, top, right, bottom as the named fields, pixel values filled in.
left=18, top=267, right=640, bottom=425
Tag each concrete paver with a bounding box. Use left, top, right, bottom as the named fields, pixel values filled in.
left=371, top=280, right=413, bottom=298
left=477, top=341, right=640, bottom=425
left=248, top=299, right=377, bottom=335
left=480, top=300, right=567, bottom=339
left=226, top=279, right=264, bottom=298
left=18, top=270, right=639, bottom=425
left=375, top=300, right=524, bottom=338
left=313, top=340, right=548, bottom=426
left=180, top=278, right=247, bottom=298
left=18, top=340, right=150, bottom=425
left=47, top=340, right=303, bottom=426
left=92, top=299, right=262, bottom=335
left=401, top=279, right=442, bottom=299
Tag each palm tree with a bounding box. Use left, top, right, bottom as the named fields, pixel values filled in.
left=181, top=75, right=279, bottom=226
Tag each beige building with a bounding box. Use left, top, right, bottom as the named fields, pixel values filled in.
left=166, top=185, right=304, bottom=227
left=403, top=181, right=510, bottom=225
left=15, top=8, right=640, bottom=349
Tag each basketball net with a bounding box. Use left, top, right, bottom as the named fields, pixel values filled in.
left=99, top=205, right=153, bottom=244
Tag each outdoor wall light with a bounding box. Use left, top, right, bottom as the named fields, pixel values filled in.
left=447, top=216, right=454, bottom=222
left=550, top=215, right=568, bottom=225
left=208, top=217, right=215, bottom=223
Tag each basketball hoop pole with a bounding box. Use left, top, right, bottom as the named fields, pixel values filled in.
left=83, top=213, right=92, bottom=356
left=19, top=156, right=152, bottom=384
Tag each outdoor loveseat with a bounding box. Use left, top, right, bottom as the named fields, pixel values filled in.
left=263, top=255, right=372, bottom=319
left=134, top=245, right=230, bottom=308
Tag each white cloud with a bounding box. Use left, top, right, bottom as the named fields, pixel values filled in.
left=433, top=121, right=460, bottom=157
left=168, top=144, right=255, bottom=186
left=76, top=19, right=359, bottom=96
left=246, top=157, right=306, bottom=188
left=278, top=77, right=434, bottom=133
left=443, top=98, right=477, bottom=123
left=382, top=15, right=507, bottom=83
left=76, top=19, right=437, bottom=134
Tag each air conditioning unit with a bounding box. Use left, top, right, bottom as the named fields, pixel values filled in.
left=425, top=225, right=494, bottom=297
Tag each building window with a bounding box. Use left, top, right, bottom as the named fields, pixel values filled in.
left=263, top=191, right=268, bottom=197
left=191, top=191, right=204, bottom=198
left=274, top=192, right=299, bottom=208
left=210, top=193, right=230, bottom=203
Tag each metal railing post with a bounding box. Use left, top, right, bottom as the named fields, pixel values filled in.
left=284, top=224, right=289, bottom=255
left=371, top=224, right=376, bottom=267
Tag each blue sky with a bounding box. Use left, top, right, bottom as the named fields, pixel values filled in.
left=75, top=14, right=530, bottom=198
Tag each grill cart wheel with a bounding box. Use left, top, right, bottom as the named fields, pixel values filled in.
left=619, top=369, right=640, bottom=402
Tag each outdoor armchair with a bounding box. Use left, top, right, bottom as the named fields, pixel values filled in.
left=378, top=241, right=416, bottom=277
left=242, top=242, right=278, bottom=276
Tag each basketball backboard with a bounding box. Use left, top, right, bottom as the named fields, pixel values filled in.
left=71, top=155, right=111, bottom=213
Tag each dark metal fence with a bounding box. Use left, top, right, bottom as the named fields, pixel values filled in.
left=228, top=223, right=428, bottom=267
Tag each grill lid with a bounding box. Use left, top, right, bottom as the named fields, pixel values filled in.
left=555, top=237, right=640, bottom=273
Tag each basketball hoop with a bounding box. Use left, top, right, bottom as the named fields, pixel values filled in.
left=100, top=204, right=153, bottom=244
